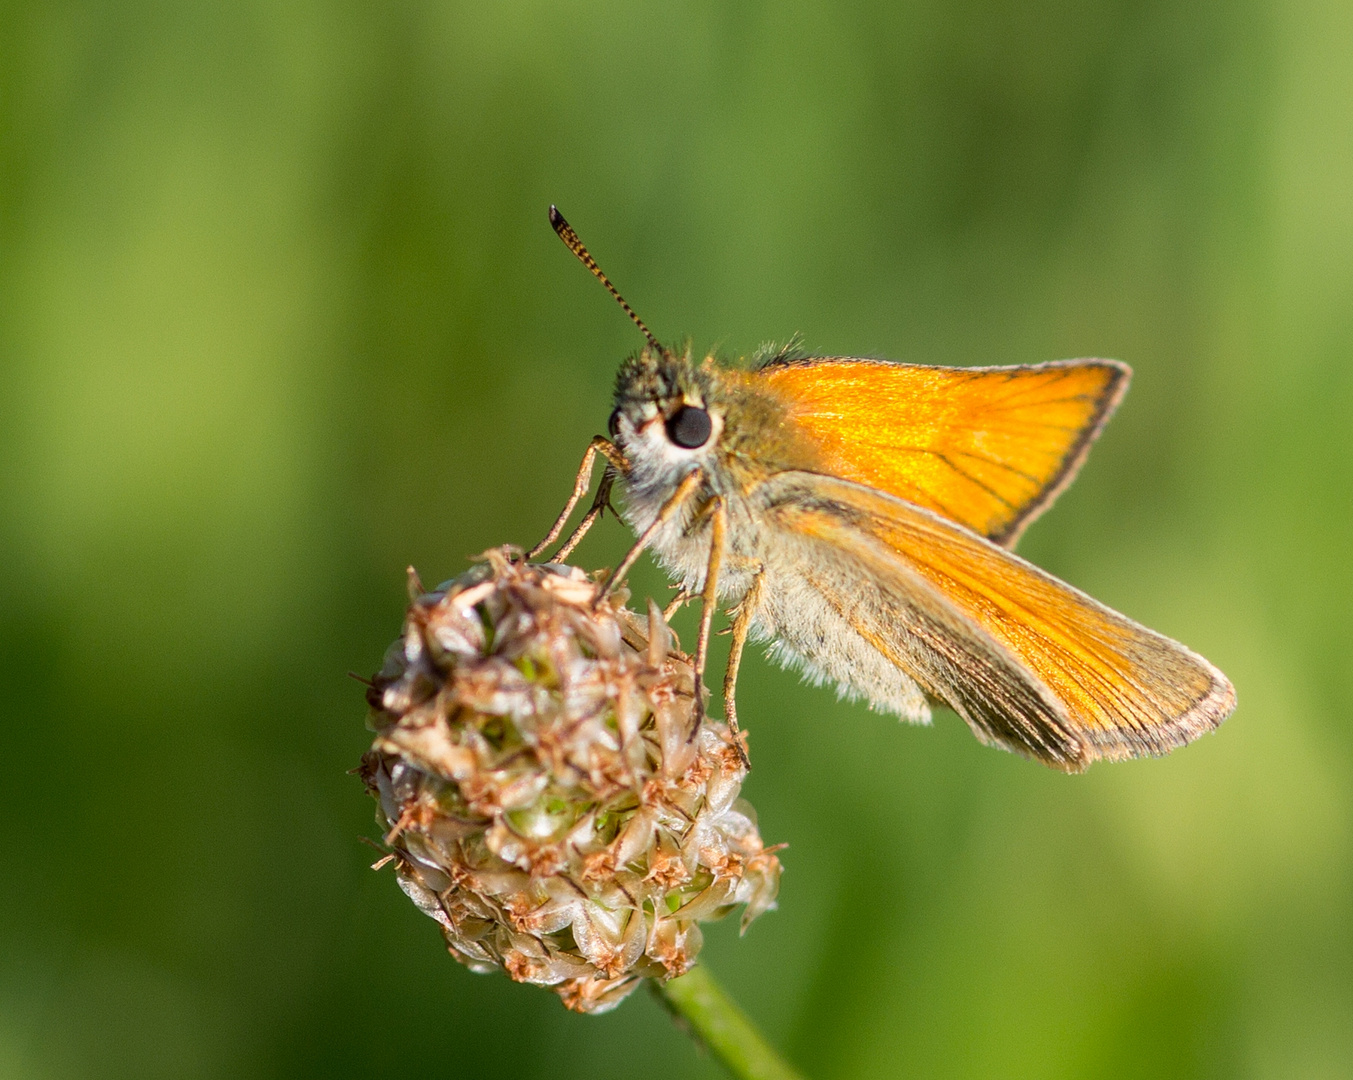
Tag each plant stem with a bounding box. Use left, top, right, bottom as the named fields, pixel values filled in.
left=657, top=964, right=806, bottom=1080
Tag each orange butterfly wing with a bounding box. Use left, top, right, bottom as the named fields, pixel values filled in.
left=755, top=358, right=1129, bottom=547
left=756, top=472, right=1234, bottom=770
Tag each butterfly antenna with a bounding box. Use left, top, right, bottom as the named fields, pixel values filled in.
left=549, top=206, right=667, bottom=356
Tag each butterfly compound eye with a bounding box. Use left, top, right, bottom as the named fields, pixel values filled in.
left=607, top=408, right=621, bottom=438
left=665, top=405, right=713, bottom=449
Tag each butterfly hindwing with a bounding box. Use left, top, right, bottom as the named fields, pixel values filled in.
left=754, top=471, right=1234, bottom=769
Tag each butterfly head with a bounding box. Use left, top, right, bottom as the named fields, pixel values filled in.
left=609, top=346, right=727, bottom=487
left=609, top=346, right=813, bottom=501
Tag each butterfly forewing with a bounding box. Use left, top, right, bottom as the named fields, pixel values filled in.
left=755, top=359, right=1129, bottom=547
left=755, top=472, right=1233, bottom=769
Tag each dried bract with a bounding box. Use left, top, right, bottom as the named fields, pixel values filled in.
left=359, top=549, right=782, bottom=1014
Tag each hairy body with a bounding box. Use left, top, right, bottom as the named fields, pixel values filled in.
left=614, top=356, right=932, bottom=722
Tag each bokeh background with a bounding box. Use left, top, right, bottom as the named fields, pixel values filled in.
left=2, top=1, right=1351, bottom=1077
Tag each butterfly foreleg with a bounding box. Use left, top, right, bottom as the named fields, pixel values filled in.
left=554, top=466, right=617, bottom=561
left=596, top=467, right=704, bottom=602
left=526, top=436, right=629, bottom=561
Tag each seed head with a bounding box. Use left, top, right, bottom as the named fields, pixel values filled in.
left=359, top=549, right=782, bottom=1014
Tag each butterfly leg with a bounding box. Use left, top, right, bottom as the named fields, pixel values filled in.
left=662, top=587, right=693, bottom=621
left=688, top=495, right=726, bottom=738
left=526, top=436, right=628, bottom=561
left=721, top=562, right=764, bottom=769
left=554, top=466, right=615, bottom=561
left=596, top=467, right=704, bottom=601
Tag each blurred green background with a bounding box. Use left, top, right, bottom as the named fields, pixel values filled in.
left=2, top=1, right=1350, bottom=1077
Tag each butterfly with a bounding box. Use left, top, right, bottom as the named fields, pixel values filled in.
left=528, top=207, right=1235, bottom=772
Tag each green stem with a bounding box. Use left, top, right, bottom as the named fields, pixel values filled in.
left=657, top=964, right=807, bottom=1080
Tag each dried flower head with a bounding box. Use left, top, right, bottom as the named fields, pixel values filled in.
left=359, top=549, right=782, bottom=1014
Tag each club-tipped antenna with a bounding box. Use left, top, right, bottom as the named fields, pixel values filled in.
left=549, top=205, right=666, bottom=356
